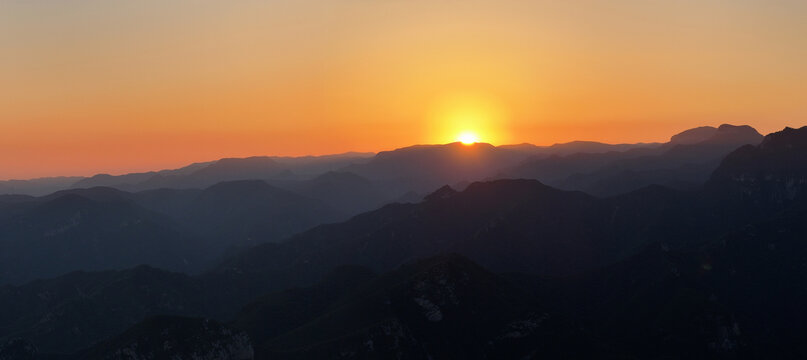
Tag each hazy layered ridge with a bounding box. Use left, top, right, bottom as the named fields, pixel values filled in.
left=505, top=124, right=764, bottom=196
left=1, top=124, right=745, bottom=198
left=0, top=181, right=342, bottom=285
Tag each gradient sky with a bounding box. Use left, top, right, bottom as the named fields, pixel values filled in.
left=1, top=0, right=806, bottom=179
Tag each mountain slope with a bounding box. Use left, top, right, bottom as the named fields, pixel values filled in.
left=0, top=266, right=206, bottom=353
left=250, top=254, right=565, bottom=360
left=0, top=193, right=197, bottom=284
left=215, top=179, right=702, bottom=291
left=707, top=125, right=807, bottom=204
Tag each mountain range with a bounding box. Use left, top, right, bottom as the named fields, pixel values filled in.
left=2, top=124, right=757, bottom=198
left=0, top=124, right=803, bottom=359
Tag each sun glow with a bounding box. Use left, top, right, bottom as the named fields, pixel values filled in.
left=457, top=132, right=480, bottom=145
left=429, top=93, right=511, bottom=146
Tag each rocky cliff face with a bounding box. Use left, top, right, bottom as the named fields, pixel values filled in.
left=708, top=126, right=807, bottom=203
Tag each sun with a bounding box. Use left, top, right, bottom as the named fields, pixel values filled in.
left=457, top=131, right=480, bottom=145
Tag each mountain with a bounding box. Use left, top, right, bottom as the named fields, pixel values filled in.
left=0, top=178, right=693, bottom=354
left=532, top=201, right=807, bottom=358
left=2, top=125, right=807, bottom=358
left=707, top=125, right=807, bottom=204
left=3, top=127, right=743, bottom=200
left=342, top=142, right=529, bottom=192
left=669, top=125, right=720, bottom=144
left=515, top=127, right=807, bottom=358
left=507, top=124, right=764, bottom=196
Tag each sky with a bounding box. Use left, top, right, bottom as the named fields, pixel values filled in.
left=1, top=0, right=806, bottom=179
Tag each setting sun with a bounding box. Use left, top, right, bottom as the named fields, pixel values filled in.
left=457, top=132, right=480, bottom=145
left=427, top=92, right=510, bottom=146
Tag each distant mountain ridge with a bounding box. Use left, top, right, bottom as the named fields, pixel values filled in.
left=0, top=125, right=731, bottom=197
left=69, top=153, right=375, bottom=192
left=506, top=123, right=763, bottom=196
left=499, top=140, right=660, bottom=156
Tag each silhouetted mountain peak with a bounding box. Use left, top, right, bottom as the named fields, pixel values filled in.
left=372, top=142, right=498, bottom=161
left=708, top=126, right=807, bottom=202
left=708, top=124, right=763, bottom=145
left=670, top=126, right=717, bottom=144
left=759, top=125, right=807, bottom=151
left=424, top=185, right=457, bottom=201
left=669, top=124, right=762, bottom=146
left=717, top=124, right=752, bottom=131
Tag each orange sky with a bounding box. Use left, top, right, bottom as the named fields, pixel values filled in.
left=1, top=0, right=806, bottom=179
